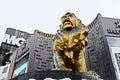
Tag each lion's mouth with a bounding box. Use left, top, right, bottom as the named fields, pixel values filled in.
left=63, top=19, right=73, bottom=27
left=63, top=20, right=70, bottom=23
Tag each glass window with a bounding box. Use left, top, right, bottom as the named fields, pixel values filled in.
left=13, top=55, right=29, bottom=78
left=106, top=37, right=120, bottom=79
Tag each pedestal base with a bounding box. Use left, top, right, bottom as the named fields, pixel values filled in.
left=11, top=70, right=103, bottom=80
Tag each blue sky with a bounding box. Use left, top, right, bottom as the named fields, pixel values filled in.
left=0, top=0, right=120, bottom=43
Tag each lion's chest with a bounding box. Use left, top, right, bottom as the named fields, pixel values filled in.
left=55, top=28, right=81, bottom=47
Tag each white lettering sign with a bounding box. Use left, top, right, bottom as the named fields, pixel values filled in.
left=43, top=78, right=86, bottom=80
left=29, top=78, right=104, bottom=80
left=2, top=34, right=25, bottom=46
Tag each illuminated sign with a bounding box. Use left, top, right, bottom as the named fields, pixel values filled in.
left=34, top=30, right=54, bottom=40
left=2, top=34, right=25, bottom=46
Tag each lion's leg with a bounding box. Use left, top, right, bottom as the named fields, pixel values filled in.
left=78, top=50, right=87, bottom=72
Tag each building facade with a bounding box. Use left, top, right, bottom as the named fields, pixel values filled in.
left=0, top=28, right=31, bottom=66
left=86, top=14, right=120, bottom=80
left=12, top=30, right=54, bottom=78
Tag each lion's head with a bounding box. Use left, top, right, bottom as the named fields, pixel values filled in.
left=61, top=12, right=85, bottom=30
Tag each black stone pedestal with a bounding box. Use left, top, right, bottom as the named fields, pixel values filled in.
left=11, top=70, right=103, bottom=80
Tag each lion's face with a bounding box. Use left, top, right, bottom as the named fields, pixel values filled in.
left=61, top=12, right=78, bottom=30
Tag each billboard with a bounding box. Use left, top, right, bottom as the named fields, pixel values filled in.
left=2, top=28, right=31, bottom=46
left=0, top=28, right=31, bottom=66
left=2, top=34, right=25, bottom=46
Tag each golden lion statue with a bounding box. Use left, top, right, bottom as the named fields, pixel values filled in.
left=53, top=12, right=88, bottom=72
left=53, top=12, right=100, bottom=78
